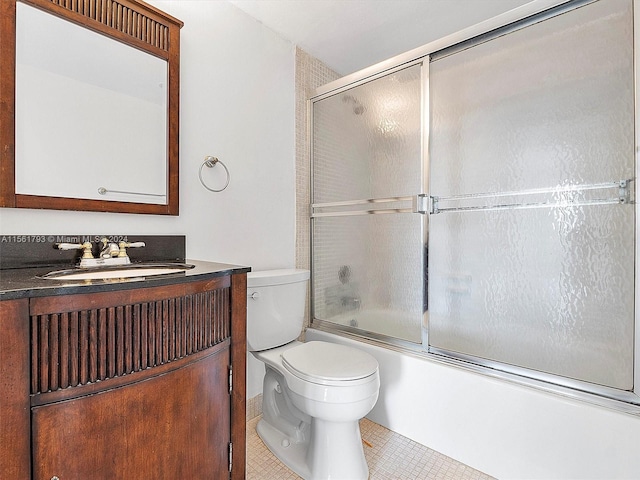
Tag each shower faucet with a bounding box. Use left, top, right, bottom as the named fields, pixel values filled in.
left=341, top=296, right=361, bottom=311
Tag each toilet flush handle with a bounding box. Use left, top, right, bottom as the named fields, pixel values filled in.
left=250, top=291, right=260, bottom=300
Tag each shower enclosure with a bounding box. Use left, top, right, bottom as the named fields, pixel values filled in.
left=310, top=0, right=638, bottom=409
left=311, top=62, right=426, bottom=345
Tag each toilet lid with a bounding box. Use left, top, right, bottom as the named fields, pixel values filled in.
left=281, top=341, right=378, bottom=384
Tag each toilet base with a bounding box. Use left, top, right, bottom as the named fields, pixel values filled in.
left=253, top=343, right=377, bottom=480
left=256, top=418, right=311, bottom=479
left=256, top=416, right=369, bottom=480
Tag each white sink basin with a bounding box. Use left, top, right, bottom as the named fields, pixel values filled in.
left=41, top=264, right=195, bottom=281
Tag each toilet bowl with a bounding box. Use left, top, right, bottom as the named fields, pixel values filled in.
left=247, top=269, right=380, bottom=480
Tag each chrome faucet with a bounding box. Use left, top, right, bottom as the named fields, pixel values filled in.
left=100, top=238, right=120, bottom=258
left=57, top=237, right=145, bottom=268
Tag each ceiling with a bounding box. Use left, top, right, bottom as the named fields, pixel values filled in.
left=229, top=0, right=534, bottom=75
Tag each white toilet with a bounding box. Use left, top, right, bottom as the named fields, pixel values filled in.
left=247, top=269, right=380, bottom=480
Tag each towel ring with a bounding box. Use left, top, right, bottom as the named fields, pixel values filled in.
left=199, top=156, right=230, bottom=192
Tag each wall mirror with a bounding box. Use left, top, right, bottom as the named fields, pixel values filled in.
left=0, top=0, right=182, bottom=215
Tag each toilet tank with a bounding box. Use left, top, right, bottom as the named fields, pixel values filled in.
left=247, top=269, right=310, bottom=352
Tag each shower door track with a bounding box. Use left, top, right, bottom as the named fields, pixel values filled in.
left=428, top=346, right=640, bottom=409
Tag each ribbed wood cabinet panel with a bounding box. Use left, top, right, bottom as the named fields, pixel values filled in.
left=42, top=0, right=171, bottom=51
left=30, top=280, right=230, bottom=395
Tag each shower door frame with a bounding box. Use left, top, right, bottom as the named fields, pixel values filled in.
left=309, top=0, right=640, bottom=414
left=309, top=57, right=429, bottom=351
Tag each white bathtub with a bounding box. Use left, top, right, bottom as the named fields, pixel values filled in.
left=322, top=308, right=423, bottom=343
left=305, top=327, right=640, bottom=480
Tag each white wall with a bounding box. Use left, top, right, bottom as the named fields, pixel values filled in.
left=1, top=0, right=296, bottom=272
left=1, top=0, right=295, bottom=401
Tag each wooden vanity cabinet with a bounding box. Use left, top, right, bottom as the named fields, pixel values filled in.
left=0, top=298, right=31, bottom=479
left=0, top=272, right=246, bottom=480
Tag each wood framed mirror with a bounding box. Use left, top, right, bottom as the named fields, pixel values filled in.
left=0, top=0, right=182, bottom=215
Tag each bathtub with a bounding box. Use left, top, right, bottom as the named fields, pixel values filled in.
left=320, top=308, right=423, bottom=344
left=305, top=327, right=640, bottom=480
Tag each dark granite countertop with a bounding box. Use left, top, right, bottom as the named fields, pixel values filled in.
left=0, top=259, right=250, bottom=300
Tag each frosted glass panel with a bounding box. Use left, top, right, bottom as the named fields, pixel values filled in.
left=313, top=65, right=422, bottom=203
left=313, top=214, right=424, bottom=343
left=430, top=0, right=634, bottom=196
left=429, top=204, right=634, bottom=389
left=429, top=0, right=634, bottom=390
left=312, top=64, right=424, bottom=343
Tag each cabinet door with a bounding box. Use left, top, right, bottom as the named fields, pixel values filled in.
left=0, top=299, right=30, bottom=480
left=32, top=347, right=230, bottom=479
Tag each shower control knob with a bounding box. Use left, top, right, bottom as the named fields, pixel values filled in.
left=250, top=292, right=260, bottom=300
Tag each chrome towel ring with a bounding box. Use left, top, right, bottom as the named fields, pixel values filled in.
left=199, top=155, right=230, bottom=192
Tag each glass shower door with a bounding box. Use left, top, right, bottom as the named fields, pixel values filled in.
left=311, top=63, right=426, bottom=344
left=428, top=0, right=635, bottom=392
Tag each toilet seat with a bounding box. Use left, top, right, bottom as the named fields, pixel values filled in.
left=281, top=341, right=378, bottom=386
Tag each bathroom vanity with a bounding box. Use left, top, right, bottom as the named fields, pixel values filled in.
left=0, top=256, right=248, bottom=479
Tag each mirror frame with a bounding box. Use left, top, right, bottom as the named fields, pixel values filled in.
left=0, top=0, right=182, bottom=215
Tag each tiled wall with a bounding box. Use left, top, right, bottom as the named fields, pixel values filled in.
left=294, top=47, right=340, bottom=328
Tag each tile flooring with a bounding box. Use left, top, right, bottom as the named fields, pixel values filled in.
left=246, top=415, right=494, bottom=480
